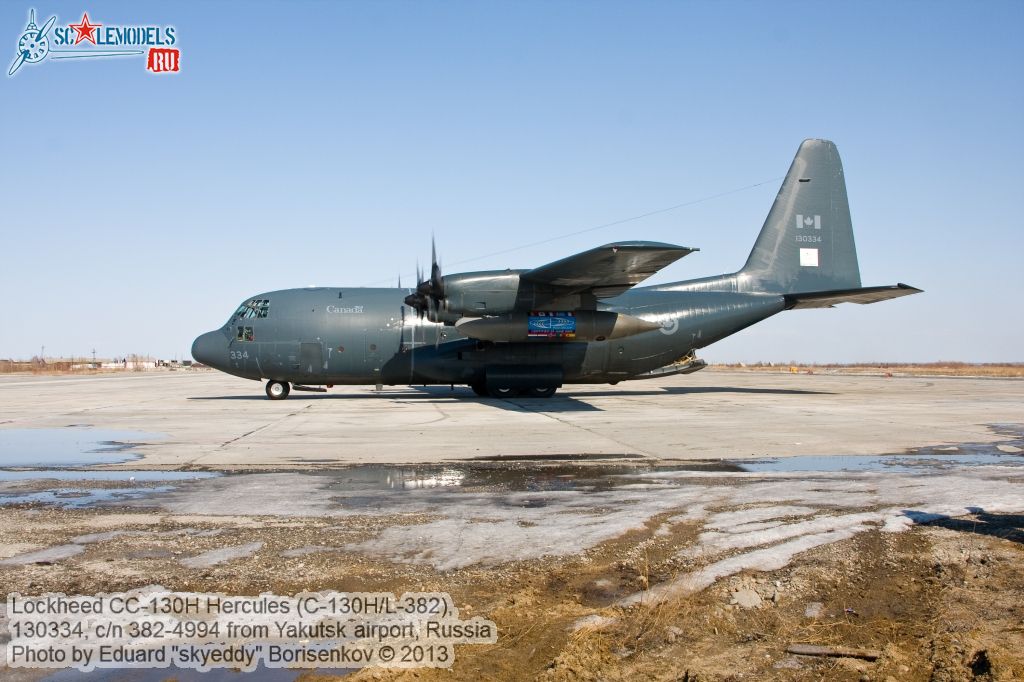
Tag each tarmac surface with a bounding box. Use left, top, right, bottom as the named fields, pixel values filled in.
left=0, top=369, right=1021, bottom=468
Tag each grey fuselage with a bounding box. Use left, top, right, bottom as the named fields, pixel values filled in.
left=190, top=272, right=782, bottom=387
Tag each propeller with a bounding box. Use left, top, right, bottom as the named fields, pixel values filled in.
left=404, top=237, right=446, bottom=320
left=9, top=14, right=57, bottom=76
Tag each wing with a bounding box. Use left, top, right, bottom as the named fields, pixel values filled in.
left=522, top=241, right=696, bottom=299
left=783, top=283, right=923, bottom=309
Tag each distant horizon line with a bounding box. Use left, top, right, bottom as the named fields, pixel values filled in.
left=1, top=356, right=1020, bottom=366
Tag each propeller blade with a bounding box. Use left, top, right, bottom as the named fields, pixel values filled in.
left=37, top=15, right=57, bottom=40
left=9, top=51, right=28, bottom=77
left=409, top=314, right=416, bottom=382
left=398, top=304, right=406, bottom=353
left=430, top=236, right=444, bottom=297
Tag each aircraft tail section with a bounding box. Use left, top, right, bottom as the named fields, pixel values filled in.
left=741, top=139, right=862, bottom=294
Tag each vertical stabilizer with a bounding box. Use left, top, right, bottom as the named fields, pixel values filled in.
left=741, top=139, right=861, bottom=293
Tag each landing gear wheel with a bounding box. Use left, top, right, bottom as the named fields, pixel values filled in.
left=526, top=386, right=557, bottom=398
left=488, top=386, right=519, bottom=399
left=266, top=380, right=290, bottom=400
left=469, top=382, right=488, bottom=397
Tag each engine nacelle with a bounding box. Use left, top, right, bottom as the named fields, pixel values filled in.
left=455, top=310, right=661, bottom=343
left=436, top=270, right=525, bottom=317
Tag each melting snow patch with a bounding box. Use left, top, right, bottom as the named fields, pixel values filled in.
left=181, top=542, right=263, bottom=568
left=0, top=544, right=84, bottom=566
left=705, top=505, right=817, bottom=529
left=620, top=525, right=870, bottom=606
left=570, top=614, right=618, bottom=632
left=282, top=545, right=343, bottom=558
left=70, top=531, right=126, bottom=544
left=691, top=512, right=881, bottom=557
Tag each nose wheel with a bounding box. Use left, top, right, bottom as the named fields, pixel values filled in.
left=266, top=380, right=290, bottom=400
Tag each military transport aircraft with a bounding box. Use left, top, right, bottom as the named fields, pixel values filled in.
left=192, top=139, right=921, bottom=400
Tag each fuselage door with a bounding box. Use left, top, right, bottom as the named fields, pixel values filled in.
left=299, top=341, right=324, bottom=376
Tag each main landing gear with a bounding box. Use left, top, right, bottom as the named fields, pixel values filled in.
left=468, top=382, right=557, bottom=399
left=266, top=380, right=290, bottom=400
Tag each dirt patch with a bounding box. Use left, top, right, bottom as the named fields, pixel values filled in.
left=2, top=504, right=1022, bottom=680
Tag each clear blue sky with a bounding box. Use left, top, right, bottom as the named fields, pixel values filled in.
left=2, top=1, right=1022, bottom=363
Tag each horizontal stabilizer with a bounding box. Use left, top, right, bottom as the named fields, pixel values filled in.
left=784, top=283, right=922, bottom=309
left=523, top=241, right=695, bottom=298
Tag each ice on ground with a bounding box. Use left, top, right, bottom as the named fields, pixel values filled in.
left=570, top=614, right=618, bottom=631
left=282, top=545, right=343, bottom=557
left=692, top=512, right=881, bottom=556
left=620, top=524, right=870, bottom=606
left=0, top=544, right=84, bottom=565
left=346, top=485, right=717, bottom=570
left=704, top=505, right=817, bottom=529
left=115, top=456, right=1024, bottom=592
left=144, top=473, right=334, bottom=516
left=666, top=503, right=709, bottom=524
left=180, top=542, right=263, bottom=568
left=346, top=469, right=1024, bottom=582
left=0, top=525, right=239, bottom=567
left=70, top=530, right=126, bottom=544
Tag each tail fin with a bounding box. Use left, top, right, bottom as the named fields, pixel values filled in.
left=740, top=139, right=861, bottom=293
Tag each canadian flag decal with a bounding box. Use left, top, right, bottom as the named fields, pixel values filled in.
left=795, top=214, right=821, bottom=230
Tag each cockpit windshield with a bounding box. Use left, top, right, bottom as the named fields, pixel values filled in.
left=232, top=299, right=270, bottom=321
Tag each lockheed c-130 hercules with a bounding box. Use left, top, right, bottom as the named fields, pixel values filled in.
left=192, top=140, right=921, bottom=400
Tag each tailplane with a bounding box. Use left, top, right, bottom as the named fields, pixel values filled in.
left=741, top=139, right=861, bottom=294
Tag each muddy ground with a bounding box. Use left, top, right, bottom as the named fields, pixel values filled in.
left=1, top=501, right=1021, bottom=681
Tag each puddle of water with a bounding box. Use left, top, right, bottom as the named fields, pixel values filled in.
left=737, top=447, right=1023, bottom=474
left=314, top=461, right=740, bottom=501
left=0, top=427, right=165, bottom=466
left=0, top=470, right=216, bottom=482
left=0, top=486, right=176, bottom=508
left=734, top=425, right=1024, bottom=474
left=4, top=426, right=1020, bottom=514
left=0, top=427, right=216, bottom=509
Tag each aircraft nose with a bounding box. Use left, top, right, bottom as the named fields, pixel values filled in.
left=191, top=331, right=226, bottom=368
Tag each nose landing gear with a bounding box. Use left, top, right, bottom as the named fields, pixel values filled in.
left=266, top=380, right=290, bottom=400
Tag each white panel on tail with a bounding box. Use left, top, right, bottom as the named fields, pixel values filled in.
left=799, top=248, right=819, bottom=267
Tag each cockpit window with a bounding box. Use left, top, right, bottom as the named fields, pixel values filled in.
left=232, top=299, right=270, bottom=320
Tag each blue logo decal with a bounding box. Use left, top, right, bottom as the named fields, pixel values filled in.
left=528, top=312, right=577, bottom=338
left=9, top=8, right=178, bottom=77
